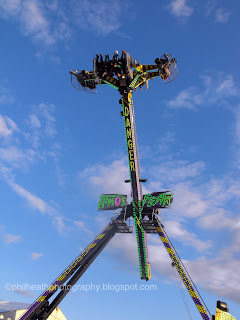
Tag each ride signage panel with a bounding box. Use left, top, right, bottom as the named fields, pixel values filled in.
left=98, top=194, right=127, bottom=211
left=142, top=191, right=173, bottom=209
left=215, top=309, right=236, bottom=320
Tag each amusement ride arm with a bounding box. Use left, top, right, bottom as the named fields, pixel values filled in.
left=153, top=216, right=212, bottom=320
left=18, top=214, right=125, bottom=320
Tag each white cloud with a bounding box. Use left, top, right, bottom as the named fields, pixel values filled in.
left=232, top=105, right=240, bottom=167
left=28, top=114, right=41, bottom=129
left=0, top=87, right=15, bottom=105
left=0, top=0, right=21, bottom=16
left=72, top=0, right=127, bottom=36
left=31, top=252, right=43, bottom=260
left=0, top=0, right=127, bottom=49
left=0, top=102, right=67, bottom=234
left=173, top=182, right=209, bottom=218
left=37, top=103, right=56, bottom=136
left=205, top=3, right=231, bottom=24
left=186, top=256, right=240, bottom=302
left=15, top=289, right=34, bottom=297
left=109, top=226, right=240, bottom=302
left=0, top=301, right=30, bottom=311
left=168, top=0, right=193, bottom=18
left=9, top=180, right=49, bottom=213
left=167, top=74, right=238, bottom=110
left=215, top=8, right=231, bottom=23
left=199, top=209, right=234, bottom=230
left=79, top=159, right=130, bottom=197
left=0, top=167, right=67, bottom=233
left=0, top=146, right=35, bottom=167
left=164, top=221, right=212, bottom=251
left=4, top=233, right=22, bottom=244
left=53, top=215, right=67, bottom=234
left=216, top=76, right=238, bottom=96
left=0, top=0, right=71, bottom=46
left=74, top=220, right=85, bottom=228
left=150, top=160, right=206, bottom=183
left=45, top=0, right=58, bottom=11
left=20, top=0, right=53, bottom=44
left=205, top=0, right=216, bottom=17
left=0, top=115, right=13, bottom=137
left=25, top=103, right=57, bottom=149
left=74, top=220, right=95, bottom=237
left=110, top=233, right=139, bottom=266
left=78, top=153, right=240, bottom=302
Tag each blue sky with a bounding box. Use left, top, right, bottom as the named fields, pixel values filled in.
left=0, top=0, right=239, bottom=319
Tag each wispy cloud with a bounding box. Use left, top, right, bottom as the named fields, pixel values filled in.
left=79, top=158, right=130, bottom=197
left=0, top=0, right=129, bottom=49
left=71, top=0, right=127, bottom=36
left=0, top=167, right=67, bottom=233
left=205, top=2, right=231, bottom=24
left=205, top=0, right=216, bottom=17
left=25, top=103, right=57, bottom=149
left=0, top=100, right=69, bottom=234
left=74, top=220, right=93, bottom=236
left=15, top=289, right=34, bottom=297
left=0, top=102, right=65, bottom=188
left=0, top=87, right=15, bottom=105
left=0, top=146, right=35, bottom=167
left=186, top=255, right=240, bottom=303
left=109, top=221, right=240, bottom=302
left=0, top=115, right=13, bottom=137
left=31, top=252, right=43, bottom=260
left=215, top=8, right=231, bottom=23
left=233, top=105, right=240, bottom=164
left=4, top=233, right=22, bottom=244
left=168, top=0, right=193, bottom=19
left=150, top=160, right=206, bottom=183
left=165, top=220, right=212, bottom=251
left=0, top=0, right=71, bottom=47
left=78, top=148, right=240, bottom=302
left=167, top=74, right=238, bottom=110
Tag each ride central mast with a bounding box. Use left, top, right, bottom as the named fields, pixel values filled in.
left=71, top=51, right=177, bottom=280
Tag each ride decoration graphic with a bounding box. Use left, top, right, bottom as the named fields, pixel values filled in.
left=142, top=192, right=173, bottom=209
left=98, top=194, right=127, bottom=211
left=123, top=97, right=136, bottom=172
left=215, top=309, right=236, bottom=320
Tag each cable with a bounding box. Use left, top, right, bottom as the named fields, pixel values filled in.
left=172, top=263, right=193, bottom=320
left=162, top=226, right=212, bottom=318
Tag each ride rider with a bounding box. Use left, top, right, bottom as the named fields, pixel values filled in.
left=155, top=54, right=171, bottom=80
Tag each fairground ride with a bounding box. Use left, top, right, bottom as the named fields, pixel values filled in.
left=18, top=51, right=236, bottom=320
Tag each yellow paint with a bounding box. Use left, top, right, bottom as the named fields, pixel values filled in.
left=130, top=161, right=135, bottom=171
left=147, top=263, right=151, bottom=280
left=125, top=118, right=131, bottom=128
left=129, top=150, right=134, bottom=160
left=126, top=128, right=132, bottom=139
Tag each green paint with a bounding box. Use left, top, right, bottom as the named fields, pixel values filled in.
left=142, top=192, right=173, bottom=208
left=103, top=80, right=119, bottom=90
left=129, top=73, right=141, bottom=88
left=121, top=97, right=149, bottom=279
